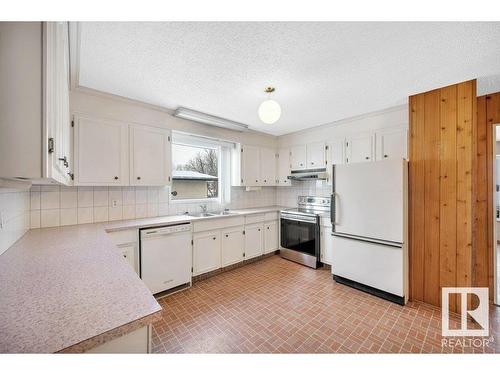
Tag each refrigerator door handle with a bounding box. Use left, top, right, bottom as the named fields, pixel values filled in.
left=332, top=192, right=340, bottom=225
left=331, top=232, right=403, bottom=248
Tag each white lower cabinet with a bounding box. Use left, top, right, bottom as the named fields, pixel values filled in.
left=107, top=229, right=139, bottom=274
left=193, top=231, right=221, bottom=276
left=118, top=243, right=138, bottom=273
left=244, top=223, right=264, bottom=260
left=264, top=220, right=279, bottom=254
left=87, top=325, right=150, bottom=353
left=320, top=224, right=333, bottom=265
left=221, top=226, right=245, bottom=267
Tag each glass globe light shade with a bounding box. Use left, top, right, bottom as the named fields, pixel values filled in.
left=258, top=99, right=281, bottom=124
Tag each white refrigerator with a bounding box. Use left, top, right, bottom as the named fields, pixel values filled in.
left=331, top=158, right=408, bottom=304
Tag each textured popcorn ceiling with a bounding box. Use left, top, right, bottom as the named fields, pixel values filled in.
left=79, top=22, right=500, bottom=136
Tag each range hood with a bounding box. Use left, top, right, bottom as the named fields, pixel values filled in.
left=287, top=168, right=328, bottom=181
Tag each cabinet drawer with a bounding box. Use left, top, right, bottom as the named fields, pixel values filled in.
left=264, top=211, right=278, bottom=221
left=245, top=214, right=265, bottom=224
left=193, top=216, right=245, bottom=233
left=107, top=229, right=138, bottom=246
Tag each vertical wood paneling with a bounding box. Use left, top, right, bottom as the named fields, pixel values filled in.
left=409, top=80, right=477, bottom=310
left=439, top=85, right=457, bottom=311
left=423, top=89, right=441, bottom=306
left=456, top=81, right=474, bottom=293
left=409, top=95, right=425, bottom=302
left=475, top=96, right=489, bottom=295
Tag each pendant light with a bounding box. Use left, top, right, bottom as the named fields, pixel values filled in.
left=258, top=86, right=281, bottom=124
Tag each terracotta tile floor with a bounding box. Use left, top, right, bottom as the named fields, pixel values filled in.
left=151, top=255, right=500, bottom=353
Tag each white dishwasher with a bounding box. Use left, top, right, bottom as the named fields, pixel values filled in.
left=139, top=223, right=192, bottom=295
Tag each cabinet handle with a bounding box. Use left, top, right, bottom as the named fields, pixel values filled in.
left=137, top=176, right=141, bottom=180
left=58, top=156, right=69, bottom=168
left=258, top=228, right=261, bottom=232
left=311, top=162, right=314, bottom=165
left=114, top=176, right=119, bottom=180
left=213, top=237, right=216, bottom=240
left=225, top=234, right=228, bottom=238
left=264, top=179, right=267, bottom=182
left=255, top=179, right=258, bottom=182
left=384, top=154, right=388, bottom=158
left=365, top=157, right=369, bottom=160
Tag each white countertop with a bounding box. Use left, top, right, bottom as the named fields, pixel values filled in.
left=104, top=206, right=287, bottom=232
left=0, top=205, right=285, bottom=353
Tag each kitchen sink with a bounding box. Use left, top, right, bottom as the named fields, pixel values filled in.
left=188, top=210, right=237, bottom=218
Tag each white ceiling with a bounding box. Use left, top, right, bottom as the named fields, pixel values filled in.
left=78, top=22, right=500, bottom=136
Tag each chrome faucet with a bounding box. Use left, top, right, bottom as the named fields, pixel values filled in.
left=200, top=204, right=208, bottom=214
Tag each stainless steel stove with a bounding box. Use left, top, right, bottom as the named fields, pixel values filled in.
left=280, top=196, right=331, bottom=268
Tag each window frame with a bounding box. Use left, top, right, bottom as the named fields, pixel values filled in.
left=169, top=132, right=232, bottom=205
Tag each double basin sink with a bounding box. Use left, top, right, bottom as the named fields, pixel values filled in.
left=188, top=210, right=238, bottom=218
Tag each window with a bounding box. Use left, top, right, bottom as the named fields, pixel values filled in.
left=170, top=132, right=233, bottom=203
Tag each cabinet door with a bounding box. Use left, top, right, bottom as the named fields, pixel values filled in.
left=345, top=133, right=374, bottom=164
left=277, top=148, right=291, bottom=186
left=306, top=142, right=326, bottom=169
left=320, top=227, right=333, bottom=265
left=290, top=145, right=306, bottom=170
left=260, top=147, right=276, bottom=186
left=118, top=243, right=138, bottom=274
left=264, top=221, right=279, bottom=254
left=193, top=231, right=221, bottom=276
left=74, top=116, right=129, bottom=185
left=46, top=22, right=72, bottom=185
left=244, top=223, right=264, bottom=259
left=376, top=127, right=408, bottom=161
left=326, top=139, right=345, bottom=186
left=221, top=226, right=245, bottom=267
left=130, top=125, right=171, bottom=186
left=242, top=145, right=261, bottom=186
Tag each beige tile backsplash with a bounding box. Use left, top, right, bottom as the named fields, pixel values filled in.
left=29, top=185, right=279, bottom=229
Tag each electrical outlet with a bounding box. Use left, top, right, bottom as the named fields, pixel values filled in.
left=111, top=199, right=118, bottom=208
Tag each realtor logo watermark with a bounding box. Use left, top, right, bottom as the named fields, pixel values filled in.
left=441, top=287, right=493, bottom=349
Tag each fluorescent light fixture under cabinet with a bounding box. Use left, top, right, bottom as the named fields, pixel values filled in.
left=173, top=107, right=249, bottom=132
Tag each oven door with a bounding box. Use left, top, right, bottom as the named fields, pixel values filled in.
left=280, top=213, right=319, bottom=258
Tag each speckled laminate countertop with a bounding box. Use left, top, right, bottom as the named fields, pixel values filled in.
left=104, top=206, right=288, bottom=232
left=0, top=223, right=161, bottom=353
left=0, top=205, right=286, bottom=353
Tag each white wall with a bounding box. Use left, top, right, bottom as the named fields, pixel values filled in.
left=0, top=187, right=30, bottom=255
left=70, top=88, right=278, bottom=148
left=278, top=105, right=407, bottom=147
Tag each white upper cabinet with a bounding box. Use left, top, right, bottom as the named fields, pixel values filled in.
left=326, top=138, right=345, bottom=186
left=74, top=115, right=129, bottom=186
left=130, top=125, right=171, bottom=186
left=0, top=22, right=72, bottom=184
left=242, top=145, right=261, bottom=186
left=345, top=133, right=374, bottom=164
left=375, top=127, right=408, bottom=161
left=290, top=145, right=307, bottom=170
left=277, top=148, right=291, bottom=186
left=306, top=142, right=326, bottom=169
left=260, top=147, right=277, bottom=186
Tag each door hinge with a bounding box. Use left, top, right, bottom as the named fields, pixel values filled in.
left=191, top=266, right=193, bottom=273
left=241, top=148, right=243, bottom=153
left=243, top=252, right=245, bottom=257
left=241, top=178, right=243, bottom=184
left=243, top=230, right=245, bottom=235
left=71, top=120, right=74, bottom=128
left=325, top=145, right=329, bottom=150
left=168, top=176, right=171, bottom=182
left=191, top=239, right=193, bottom=245
left=346, top=142, right=349, bottom=147
left=48, top=138, right=54, bottom=154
